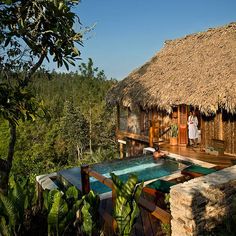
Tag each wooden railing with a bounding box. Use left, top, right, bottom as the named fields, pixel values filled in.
left=117, top=130, right=149, bottom=143
left=81, top=165, right=171, bottom=224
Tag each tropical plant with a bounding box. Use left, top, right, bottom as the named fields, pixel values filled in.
left=74, top=190, right=100, bottom=236
left=44, top=186, right=80, bottom=236
left=111, top=173, right=143, bottom=236
left=0, top=177, right=37, bottom=236
left=44, top=186, right=100, bottom=236
left=170, top=123, right=178, bottom=137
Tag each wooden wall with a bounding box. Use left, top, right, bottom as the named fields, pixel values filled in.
left=222, top=111, right=236, bottom=154
left=201, top=111, right=236, bottom=155
left=126, top=139, right=146, bottom=157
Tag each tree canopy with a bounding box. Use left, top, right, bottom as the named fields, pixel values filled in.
left=0, top=0, right=83, bottom=193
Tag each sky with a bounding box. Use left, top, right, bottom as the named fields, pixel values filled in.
left=54, top=0, right=236, bottom=80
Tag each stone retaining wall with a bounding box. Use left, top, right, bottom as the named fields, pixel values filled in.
left=170, top=166, right=236, bottom=236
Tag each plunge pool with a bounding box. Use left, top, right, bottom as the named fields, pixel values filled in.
left=58, top=155, right=190, bottom=195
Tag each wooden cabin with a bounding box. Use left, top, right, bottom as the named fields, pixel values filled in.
left=107, top=22, right=236, bottom=157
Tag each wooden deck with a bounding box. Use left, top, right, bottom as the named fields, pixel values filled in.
left=99, top=192, right=166, bottom=236
left=161, top=143, right=236, bottom=167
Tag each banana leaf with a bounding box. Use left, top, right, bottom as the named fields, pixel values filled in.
left=112, top=174, right=142, bottom=236
left=48, top=191, right=68, bottom=236
left=66, top=186, right=79, bottom=201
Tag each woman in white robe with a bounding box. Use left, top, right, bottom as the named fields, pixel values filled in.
left=188, top=111, right=198, bottom=146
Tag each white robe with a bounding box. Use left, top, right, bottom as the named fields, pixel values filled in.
left=188, top=115, right=198, bottom=139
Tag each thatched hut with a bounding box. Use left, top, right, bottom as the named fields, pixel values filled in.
left=107, top=22, right=236, bottom=157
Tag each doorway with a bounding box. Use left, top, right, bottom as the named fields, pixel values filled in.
left=178, top=105, right=188, bottom=146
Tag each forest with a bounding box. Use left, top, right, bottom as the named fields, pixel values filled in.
left=0, top=58, right=118, bottom=180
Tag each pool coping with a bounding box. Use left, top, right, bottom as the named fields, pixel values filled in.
left=166, top=151, right=216, bottom=168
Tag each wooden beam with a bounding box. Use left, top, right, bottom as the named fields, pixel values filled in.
left=117, top=130, right=149, bottom=143
left=88, top=170, right=113, bottom=189
left=138, top=196, right=171, bottom=224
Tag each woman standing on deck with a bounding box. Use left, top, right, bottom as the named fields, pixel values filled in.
left=188, top=111, right=198, bottom=147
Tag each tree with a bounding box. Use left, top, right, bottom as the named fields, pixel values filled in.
left=0, top=0, right=83, bottom=193
left=59, top=100, right=89, bottom=162
left=78, top=58, right=108, bottom=155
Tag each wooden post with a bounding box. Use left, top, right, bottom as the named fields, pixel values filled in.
left=178, top=105, right=180, bottom=145
left=81, top=164, right=90, bottom=194
left=36, top=181, right=43, bottom=210
left=118, top=139, right=126, bottom=159
left=149, top=126, right=154, bottom=147
left=138, top=196, right=171, bottom=224
left=119, top=142, right=124, bottom=159
left=149, top=110, right=155, bottom=147
left=219, top=112, right=223, bottom=140
left=117, top=105, right=120, bottom=132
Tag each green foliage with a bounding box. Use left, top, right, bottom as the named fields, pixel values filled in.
left=111, top=173, right=143, bottom=236
left=170, top=123, right=178, bottom=137
left=66, top=186, right=79, bottom=201
left=45, top=187, right=100, bottom=236
left=0, top=120, right=9, bottom=157
left=0, top=177, right=37, bottom=235
left=59, top=100, right=89, bottom=162
left=48, top=191, right=69, bottom=236
left=45, top=187, right=77, bottom=236
left=0, top=0, right=82, bottom=73
left=164, top=193, right=170, bottom=209
left=4, top=63, right=118, bottom=179
left=0, top=76, right=47, bottom=125
left=0, top=216, right=11, bottom=236
left=0, top=0, right=84, bottom=192
left=75, top=190, right=100, bottom=236
left=0, top=0, right=83, bottom=126
left=161, top=223, right=171, bottom=236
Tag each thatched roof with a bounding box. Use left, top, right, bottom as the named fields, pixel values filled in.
left=107, top=22, right=236, bottom=115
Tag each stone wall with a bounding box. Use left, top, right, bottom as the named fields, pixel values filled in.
left=170, top=166, right=236, bottom=236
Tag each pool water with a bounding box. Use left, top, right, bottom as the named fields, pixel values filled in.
left=58, top=155, right=186, bottom=194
